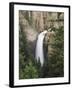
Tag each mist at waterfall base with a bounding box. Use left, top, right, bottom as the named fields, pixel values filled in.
left=35, top=30, right=48, bottom=66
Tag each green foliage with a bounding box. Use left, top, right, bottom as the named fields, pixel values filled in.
left=19, top=25, right=64, bottom=79
left=19, top=27, right=39, bottom=79
left=23, top=61, right=38, bottom=79
left=47, top=26, right=64, bottom=77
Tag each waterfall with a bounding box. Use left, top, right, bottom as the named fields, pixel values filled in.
left=35, top=30, right=47, bottom=66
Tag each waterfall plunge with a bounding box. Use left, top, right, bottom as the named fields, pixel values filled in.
left=35, top=30, right=47, bottom=66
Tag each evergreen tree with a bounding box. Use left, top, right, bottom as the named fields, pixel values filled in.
left=19, top=25, right=39, bottom=79
left=23, top=60, right=38, bottom=79
left=48, top=26, right=64, bottom=77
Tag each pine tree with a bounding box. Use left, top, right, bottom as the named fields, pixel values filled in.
left=19, top=26, right=39, bottom=79
left=48, top=26, right=64, bottom=77
left=23, top=60, right=38, bottom=79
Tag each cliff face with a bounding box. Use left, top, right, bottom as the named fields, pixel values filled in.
left=19, top=10, right=64, bottom=40
left=19, top=10, right=64, bottom=56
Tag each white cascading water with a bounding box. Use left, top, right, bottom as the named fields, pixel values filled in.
left=35, top=30, right=47, bottom=66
